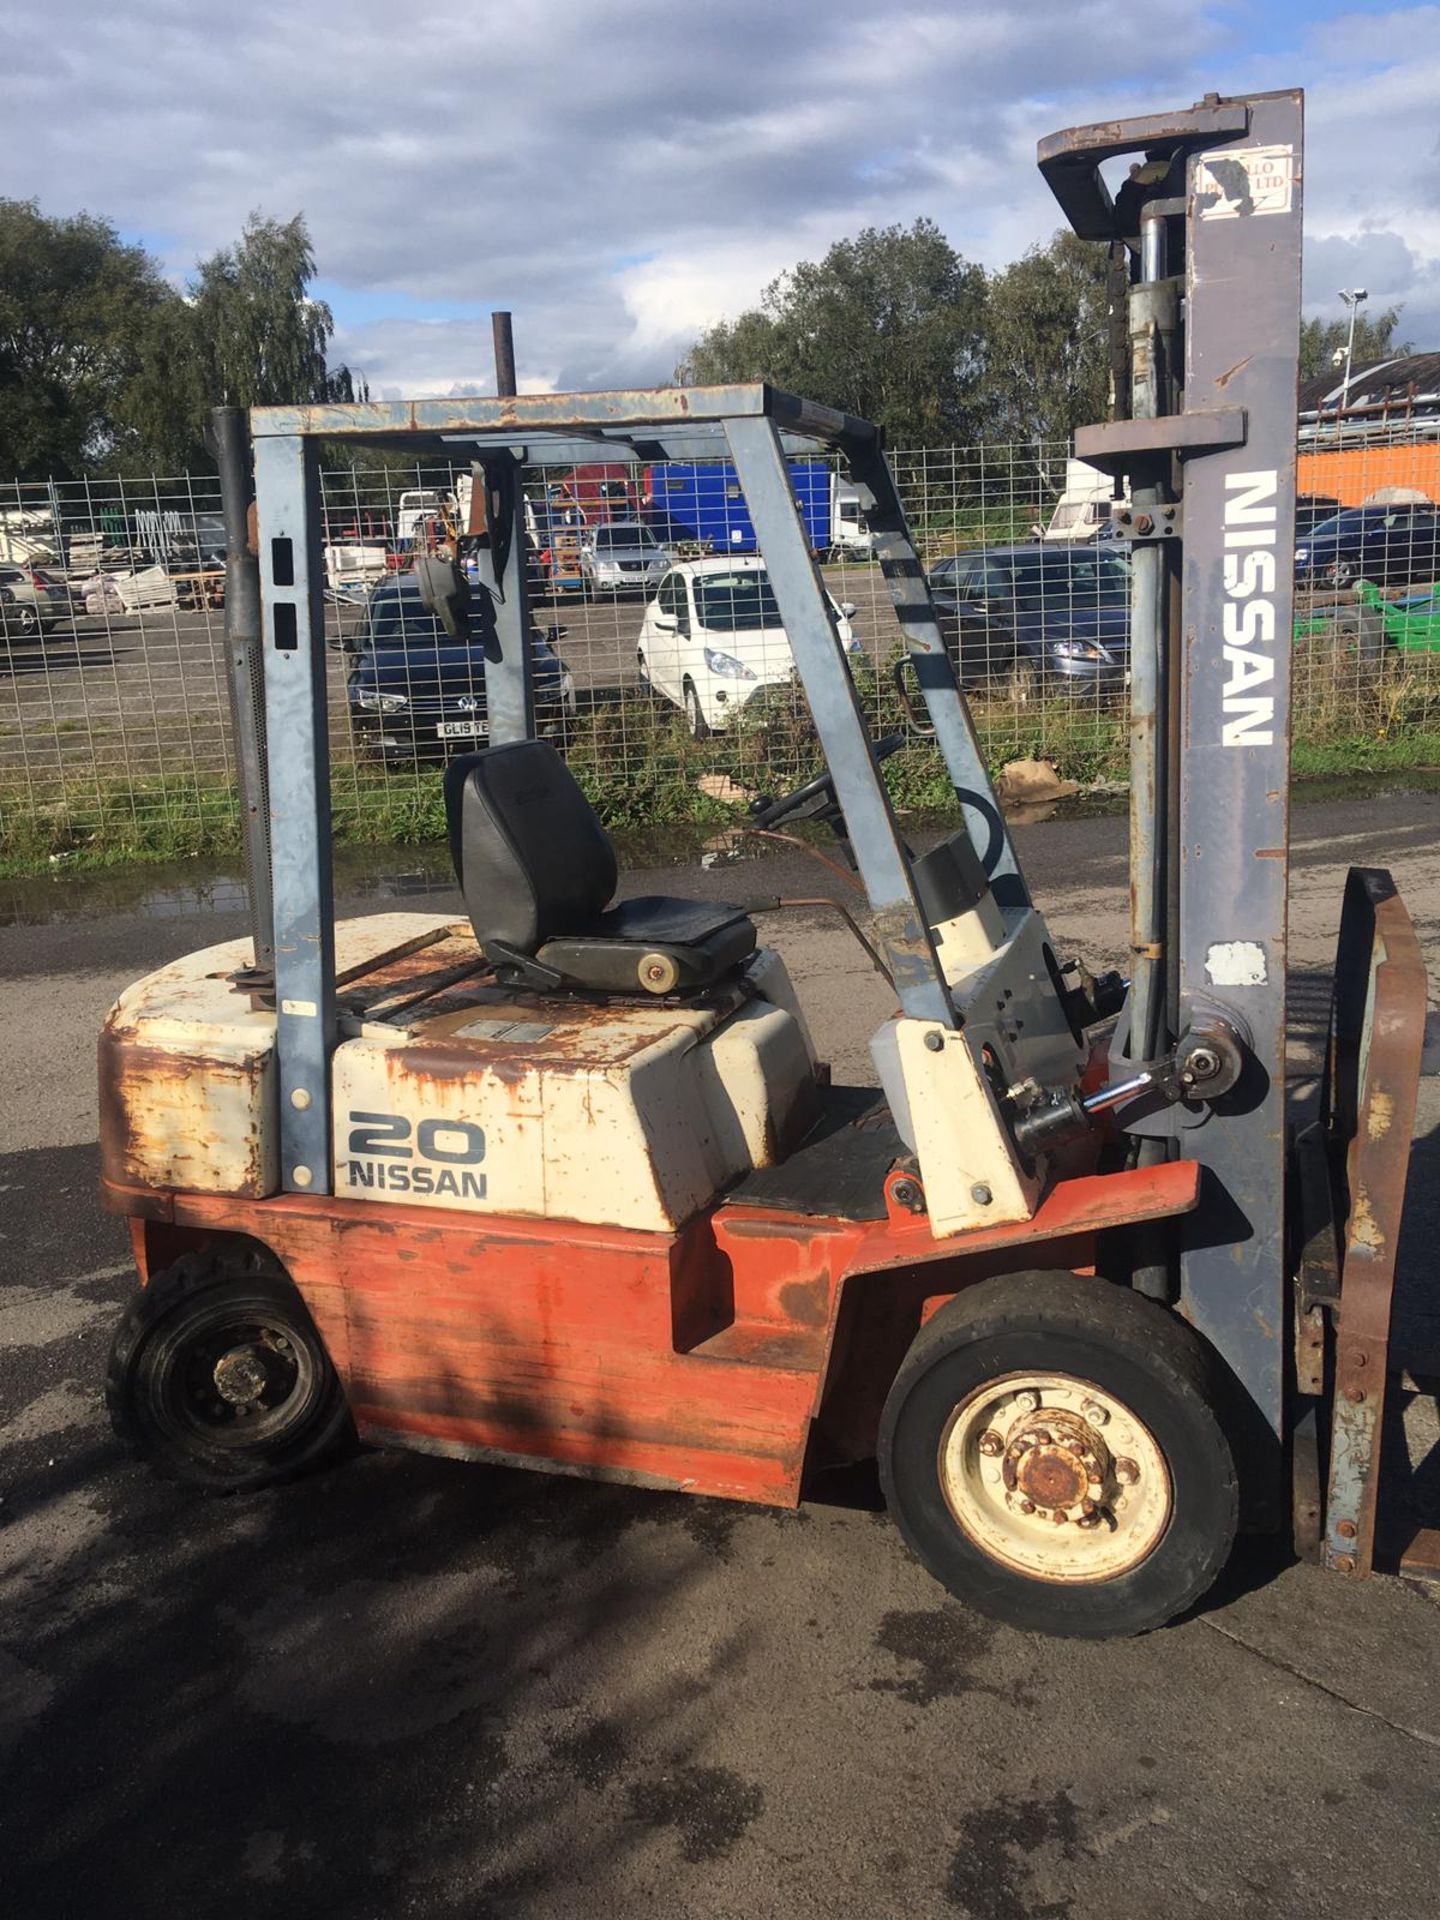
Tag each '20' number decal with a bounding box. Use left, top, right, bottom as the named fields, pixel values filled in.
left=347, top=1112, right=485, bottom=1165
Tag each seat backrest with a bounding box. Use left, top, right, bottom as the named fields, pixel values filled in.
left=444, top=741, right=617, bottom=954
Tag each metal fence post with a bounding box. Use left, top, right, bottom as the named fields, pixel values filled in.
left=253, top=428, right=335, bottom=1196
left=471, top=453, right=536, bottom=745
left=844, top=438, right=1028, bottom=911
left=725, top=412, right=954, bottom=1022
left=212, top=406, right=274, bottom=978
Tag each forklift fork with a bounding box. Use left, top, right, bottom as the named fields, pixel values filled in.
left=1293, top=867, right=1435, bottom=1581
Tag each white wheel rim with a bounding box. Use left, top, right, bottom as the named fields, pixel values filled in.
left=937, top=1371, right=1171, bottom=1583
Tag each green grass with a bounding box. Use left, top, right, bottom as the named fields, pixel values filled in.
left=1290, top=730, right=1440, bottom=777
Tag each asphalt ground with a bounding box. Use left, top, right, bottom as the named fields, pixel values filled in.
left=1, top=789, right=1438, bottom=1919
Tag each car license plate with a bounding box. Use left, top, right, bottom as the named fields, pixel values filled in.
left=436, top=720, right=483, bottom=739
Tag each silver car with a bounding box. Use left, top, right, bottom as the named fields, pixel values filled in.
left=0, top=564, right=72, bottom=638
left=580, top=521, right=670, bottom=595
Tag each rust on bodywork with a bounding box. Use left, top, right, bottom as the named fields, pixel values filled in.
left=336, top=931, right=482, bottom=1017
left=98, top=1024, right=272, bottom=1198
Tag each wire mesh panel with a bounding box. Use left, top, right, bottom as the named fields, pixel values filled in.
left=2, top=419, right=1436, bottom=864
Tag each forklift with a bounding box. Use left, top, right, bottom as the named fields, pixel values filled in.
left=100, top=90, right=1434, bottom=1637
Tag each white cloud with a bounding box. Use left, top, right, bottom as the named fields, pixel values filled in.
left=2, top=0, right=1437, bottom=398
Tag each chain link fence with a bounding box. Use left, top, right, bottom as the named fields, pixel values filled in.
left=1, top=425, right=1437, bottom=862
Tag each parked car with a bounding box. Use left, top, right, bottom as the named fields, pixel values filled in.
left=636, top=557, right=858, bottom=739
left=927, top=544, right=1131, bottom=698
left=580, top=521, right=670, bottom=595
left=0, top=564, right=72, bottom=638
left=1294, top=503, right=1440, bottom=589
left=1295, top=493, right=1342, bottom=542
left=343, top=575, right=575, bottom=761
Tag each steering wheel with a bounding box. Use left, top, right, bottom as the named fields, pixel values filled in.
left=748, top=733, right=907, bottom=830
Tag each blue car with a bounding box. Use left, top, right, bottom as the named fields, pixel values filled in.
left=344, top=575, right=575, bottom=761
left=1294, top=503, right=1440, bottom=589
left=928, top=544, right=1131, bottom=697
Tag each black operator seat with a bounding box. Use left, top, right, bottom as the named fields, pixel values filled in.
left=444, top=741, right=756, bottom=996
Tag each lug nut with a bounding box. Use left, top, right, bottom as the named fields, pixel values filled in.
left=978, top=1431, right=1005, bottom=1457
left=1052, top=1511, right=1068, bottom=1525
left=1019, top=1498, right=1036, bottom=1515
left=1081, top=1498, right=1097, bottom=1516
left=1015, top=1389, right=1041, bottom=1414
left=1082, top=1401, right=1109, bottom=1427
left=1114, top=1457, right=1140, bottom=1485
left=1076, top=1514, right=1101, bottom=1530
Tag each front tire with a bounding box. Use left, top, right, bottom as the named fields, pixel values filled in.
left=682, top=677, right=710, bottom=740
left=107, top=1246, right=353, bottom=1491
left=878, top=1270, right=1237, bottom=1638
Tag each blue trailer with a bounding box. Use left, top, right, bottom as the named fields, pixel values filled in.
left=643, top=458, right=835, bottom=556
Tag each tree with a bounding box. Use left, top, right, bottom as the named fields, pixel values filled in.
left=190, top=213, right=351, bottom=414
left=677, top=219, right=988, bottom=447
left=1298, top=305, right=1409, bottom=386
left=0, top=200, right=196, bottom=478
left=983, top=231, right=1111, bottom=453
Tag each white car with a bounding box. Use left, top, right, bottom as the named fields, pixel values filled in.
left=637, top=557, right=858, bottom=738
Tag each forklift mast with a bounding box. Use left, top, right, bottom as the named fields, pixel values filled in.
left=1041, top=91, right=1305, bottom=1507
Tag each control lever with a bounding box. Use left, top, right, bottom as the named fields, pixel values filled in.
left=1009, top=1018, right=1245, bottom=1156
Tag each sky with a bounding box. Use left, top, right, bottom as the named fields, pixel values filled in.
left=3, top=0, right=1438, bottom=400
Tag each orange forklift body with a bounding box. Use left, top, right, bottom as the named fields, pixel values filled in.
left=107, top=1160, right=1199, bottom=1506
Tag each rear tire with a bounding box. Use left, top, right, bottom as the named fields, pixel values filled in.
left=878, top=1270, right=1237, bottom=1638
left=636, top=645, right=650, bottom=687
left=4, top=602, right=40, bottom=640
left=682, top=677, right=710, bottom=740
left=107, top=1246, right=353, bottom=1492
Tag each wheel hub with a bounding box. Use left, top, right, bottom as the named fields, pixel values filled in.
left=213, top=1343, right=271, bottom=1407
left=1003, top=1409, right=1110, bottom=1523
